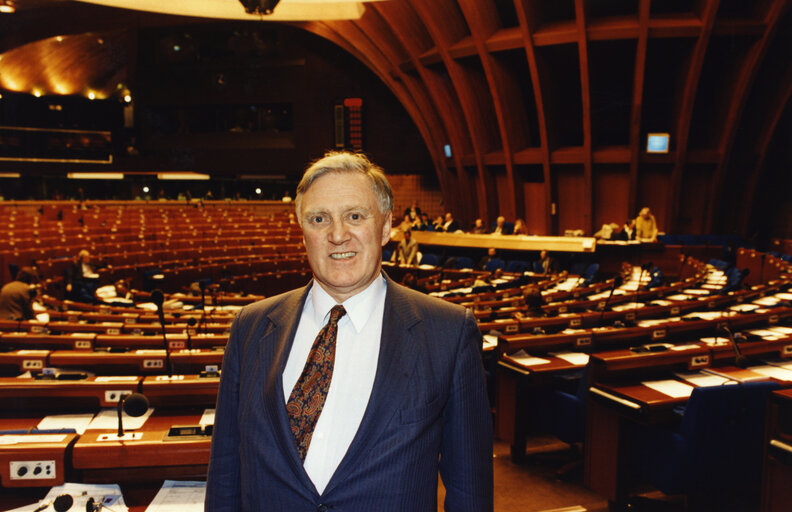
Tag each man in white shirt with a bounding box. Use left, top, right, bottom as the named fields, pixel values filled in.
left=207, top=151, right=492, bottom=512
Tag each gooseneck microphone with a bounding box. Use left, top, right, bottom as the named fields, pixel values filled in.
left=151, top=289, right=173, bottom=376
left=721, top=325, right=749, bottom=369
left=598, top=274, right=624, bottom=327
left=199, top=280, right=208, bottom=335
left=117, top=392, right=149, bottom=437
left=32, top=494, right=73, bottom=512
left=186, top=317, right=197, bottom=351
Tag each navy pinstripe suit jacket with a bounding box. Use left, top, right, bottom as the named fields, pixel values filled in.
left=205, top=275, right=493, bottom=511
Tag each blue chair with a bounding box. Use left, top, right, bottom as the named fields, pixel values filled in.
left=582, top=263, right=599, bottom=285
left=634, top=381, right=779, bottom=503
left=419, top=253, right=439, bottom=267
left=455, top=256, right=475, bottom=269
left=506, top=260, right=529, bottom=273
left=484, top=258, right=505, bottom=272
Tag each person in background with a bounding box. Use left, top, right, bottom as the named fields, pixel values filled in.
left=478, top=247, right=498, bottom=270
left=432, top=214, right=445, bottom=231
left=397, top=213, right=414, bottom=233
left=512, top=218, right=529, bottom=236
left=394, top=228, right=419, bottom=266
left=634, top=207, right=658, bottom=242
left=403, top=201, right=421, bottom=221
left=491, top=216, right=506, bottom=235
left=442, top=212, right=460, bottom=233
left=413, top=212, right=429, bottom=231
left=470, top=218, right=487, bottom=234
left=538, top=250, right=558, bottom=274
left=66, top=249, right=100, bottom=303
left=0, top=267, right=38, bottom=321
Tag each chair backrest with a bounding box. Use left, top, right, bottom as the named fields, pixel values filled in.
left=455, top=256, right=474, bottom=270
left=419, top=253, right=439, bottom=266
left=680, top=381, right=780, bottom=491
left=484, top=258, right=505, bottom=272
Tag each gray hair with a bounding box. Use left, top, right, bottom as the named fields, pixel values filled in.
left=295, top=151, right=393, bottom=223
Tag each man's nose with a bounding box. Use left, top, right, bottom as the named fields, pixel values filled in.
left=328, top=221, right=350, bottom=244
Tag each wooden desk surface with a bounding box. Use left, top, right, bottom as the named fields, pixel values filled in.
left=409, top=231, right=597, bottom=253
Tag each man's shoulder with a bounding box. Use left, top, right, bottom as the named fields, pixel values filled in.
left=235, top=286, right=306, bottom=325
left=387, top=280, right=468, bottom=320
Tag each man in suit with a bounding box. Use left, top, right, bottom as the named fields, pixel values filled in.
left=0, top=267, right=38, bottom=321
left=206, top=152, right=493, bottom=511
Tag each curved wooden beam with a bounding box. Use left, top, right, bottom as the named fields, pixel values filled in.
left=705, top=0, right=789, bottom=232
left=574, top=0, right=593, bottom=234
left=667, top=0, right=721, bottom=232
left=368, top=1, right=475, bottom=218
left=513, top=0, right=554, bottom=234
left=457, top=0, right=522, bottom=221
left=628, top=0, right=651, bottom=218
left=741, top=62, right=792, bottom=234
left=409, top=0, right=497, bottom=225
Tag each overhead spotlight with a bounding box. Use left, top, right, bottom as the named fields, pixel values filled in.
left=238, top=0, right=280, bottom=15
left=255, top=187, right=262, bottom=195
left=0, top=1, right=15, bottom=13
left=124, top=94, right=132, bottom=103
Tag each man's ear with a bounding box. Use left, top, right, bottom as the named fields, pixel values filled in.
left=381, top=211, right=393, bottom=246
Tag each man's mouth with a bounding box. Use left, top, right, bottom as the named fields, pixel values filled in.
left=330, top=252, right=356, bottom=260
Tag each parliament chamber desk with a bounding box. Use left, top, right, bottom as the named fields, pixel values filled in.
left=762, top=388, right=792, bottom=512
left=584, top=356, right=792, bottom=508
left=404, top=231, right=598, bottom=253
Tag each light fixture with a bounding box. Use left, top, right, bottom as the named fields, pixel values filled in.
left=0, top=1, right=15, bottom=14
left=67, top=172, right=124, bottom=180
left=123, top=94, right=132, bottom=103
left=255, top=187, right=262, bottom=195
left=87, top=91, right=96, bottom=100
left=32, top=89, right=42, bottom=98
left=157, top=172, right=210, bottom=180
left=143, top=186, right=150, bottom=193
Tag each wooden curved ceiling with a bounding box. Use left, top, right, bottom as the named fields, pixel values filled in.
left=1, top=0, right=790, bottom=236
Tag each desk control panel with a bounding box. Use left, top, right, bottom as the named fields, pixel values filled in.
left=9, top=460, right=55, bottom=481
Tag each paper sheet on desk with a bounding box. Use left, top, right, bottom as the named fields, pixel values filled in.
left=200, top=409, right=215, bottom=426
left=37, top=413, right=95, bottom=435
left=482, top=334, right=498, bottom=350
left=86, top=407, right=153, bottom=430
left=549, top=351, right=589, bottom=365
left=753, top=297, right=781, bottom=306
left=38, top=483, right=127, bottom=512
left=775, top=293, right=792, bottom=300
left=749, top=365, right=792, bottom=381
left=641, top=379, right=694, bottom=398
left=508, top=350, right=550, bottom=366
left=768, top=326, right=792, bottom=335
left=675, top=371, right=734, bottom=387
left=145, top=481, right=206, bottom=512
left=610, top=302, right=644, bottom=311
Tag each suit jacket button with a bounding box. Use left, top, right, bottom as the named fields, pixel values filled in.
left=317, top=505, right=328, bottom=512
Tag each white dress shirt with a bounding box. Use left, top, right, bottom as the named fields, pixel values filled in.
left=281, top=275, right=386, bottom=494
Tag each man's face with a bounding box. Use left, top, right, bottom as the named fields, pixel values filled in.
left=300, top=172, right=391, bottom=303
left=497, top=216, right=504, bottom=226
left=445, top=213, right=452, bottom=222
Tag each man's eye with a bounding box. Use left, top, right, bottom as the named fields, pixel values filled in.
left=311, top=216, right=325, bottom=224
left=350, top=213, right=361, bottom=220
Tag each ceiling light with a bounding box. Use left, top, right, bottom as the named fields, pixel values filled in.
left=0, top=1, right=15, bottom=14
left=157, top=172, right=210, bottom=180
left=67, top=172, right=124, bottom=180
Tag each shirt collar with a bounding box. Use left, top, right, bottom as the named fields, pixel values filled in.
left=310, top=274, right=387, bottom=333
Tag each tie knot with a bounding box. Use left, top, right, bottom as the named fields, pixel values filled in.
left=329, top=305, right=346, bottom=324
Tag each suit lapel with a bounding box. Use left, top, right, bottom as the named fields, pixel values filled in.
left=323, top=277, right=422, bottom=495
left=257, top=283, right=318, bottom=493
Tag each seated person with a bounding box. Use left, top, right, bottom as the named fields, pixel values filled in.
left=634, top=207, right=658, bottom=242
left=512, top=219, right=529, bottom=235
left=0, top=267, right=38, bottom=321
left=538, top=250, right=558, bottom=274
left=442, top=212, right=460, bottom=233
left=470, top=218, right=487, bottom=234
left=393, top=229, right=419, bottom=266
left=491, top=216, right=506, bottom=235
left=478, top=248, right=498, bottom=270
left=66, top=249, right=100, bottom=302
left=516, top=286, right=546, bottom=318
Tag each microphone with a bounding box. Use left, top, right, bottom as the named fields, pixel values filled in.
left=151, top=289, right=172, bottom=377
left=117, top=392, right=149, bottom=438
left=721, top=326, right=749, bottom=368
left=199, top=281, right=208, bottom=335
left=598, top=274, right=624, bottom=327
left=33, top=494, right=73, bottom=512
left=186, top=317, right=197, bottom=351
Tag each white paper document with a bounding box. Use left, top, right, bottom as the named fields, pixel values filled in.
left=37, top=413, right=95, bottom=435
left=749, top=365, right=792, bottom=381
left=199, top=409, right=215, bottom=427
left=482, top=334, right=498, bottom=350
left=508, top=350, right=550, bottom=366
left=674, top=371, right=734, bottom=387
left=145, top=480, right=206, bottom=512
left=549, top=351, right=589, bottom=366
left=0, top=434, right=67, bottom=445
left=86, top=407, right=154, bottom=430
left=641, top=379, right=694, bottom=398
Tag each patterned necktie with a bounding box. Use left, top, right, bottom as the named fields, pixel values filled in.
left=286, top=304, right=346, bottom=461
